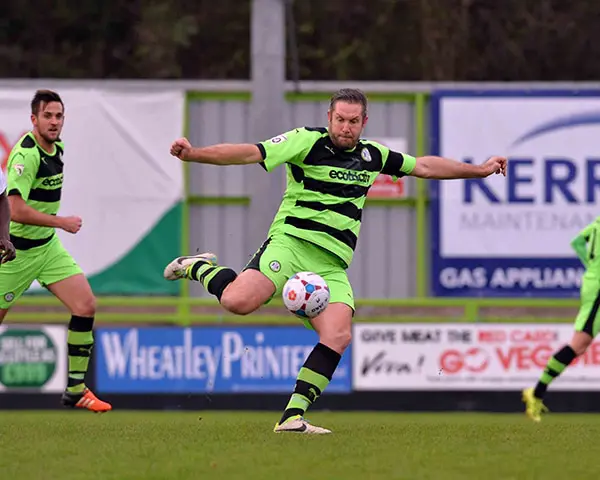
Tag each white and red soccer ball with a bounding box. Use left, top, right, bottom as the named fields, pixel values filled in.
left=282, top=272, right=330, bottom=318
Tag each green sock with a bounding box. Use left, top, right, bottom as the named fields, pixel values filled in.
left=283, top=367, right=330, bottom=415
left=66, top=315, right=94, bottom=394
left=534, top=345, right=576, bottom=399
left=279, top=343, right=341, bottom=424
left=189, top=261, right=237, bottom=301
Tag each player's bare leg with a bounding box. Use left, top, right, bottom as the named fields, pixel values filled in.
left=165, top=251, right=345, bottom=433
left=164, top=252, right=275, bottom=314
left=47, top=274, right=111, bottom=412
left=219, top=270, right=276, bottom=314
left=274, top=303, right=352, bottom=434
left=568, top=331, right=594, bottom=356
left=0, top=308, right=8, bottom=325
left=523, top=331, right=591, bottom=422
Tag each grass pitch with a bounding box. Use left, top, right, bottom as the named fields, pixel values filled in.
left=0, top=411, right=596, bottom=479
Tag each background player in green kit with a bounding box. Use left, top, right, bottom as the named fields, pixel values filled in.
left=1, top=90, right=111, bottom=413
left=164, top=88, right=507, bottom=434
left=523, top=217, right=600, bottom=422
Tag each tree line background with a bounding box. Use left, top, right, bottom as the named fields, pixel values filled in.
left=1, top=0, right=597, bottom=81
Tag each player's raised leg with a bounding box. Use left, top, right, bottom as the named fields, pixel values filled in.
left=44, top=268, right=111, bottom=413
left=164, top=252, right=276, bottom=314
left=164, top=237, right=284, bottom=315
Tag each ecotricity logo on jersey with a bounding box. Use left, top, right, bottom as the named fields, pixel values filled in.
left=436, top=96, right=600, bottom=294
left=329, top=169, right=370, bottom=184
left=42, top=174, right=63, bottom=188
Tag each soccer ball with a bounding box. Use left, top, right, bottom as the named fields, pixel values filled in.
left=282, top=272, right=330, bottom=319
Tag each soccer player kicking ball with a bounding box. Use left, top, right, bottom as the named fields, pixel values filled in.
left=0, top=90, right=111, bottom=413
left=165, top=88, right=507, bottom=434
left=523, top=218, right=600, bottom=422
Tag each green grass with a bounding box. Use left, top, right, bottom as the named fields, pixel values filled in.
left=0, top=411, right=596, bottom=479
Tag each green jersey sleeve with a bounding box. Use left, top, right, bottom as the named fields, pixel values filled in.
left=579, top=221, right=596, bottom=241
left=363, top=140, right=416, bottom=177
left=256, top=128, right=319, bottom=172
left=7, top=150, right=39, bottom=201
left=571, top=217, right=600, bottom=268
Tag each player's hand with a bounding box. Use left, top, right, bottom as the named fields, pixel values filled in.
left=170, top=137, right=192, bottom=161
left=0, top=237, right=16, bottom=264
left=60, top=216, right=83, bottom=234
left=481, top=156, right=507, bottom=177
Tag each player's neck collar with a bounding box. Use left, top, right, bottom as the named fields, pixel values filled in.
left=30, top=131, right=57, bottom=156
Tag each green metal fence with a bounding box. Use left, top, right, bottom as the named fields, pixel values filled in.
left=11, top=90, right=577, bottom=324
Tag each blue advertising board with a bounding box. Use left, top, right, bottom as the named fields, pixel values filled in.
left=95, top=326, right=351, bottom=393
left=430, top=89, right=600, bottom=297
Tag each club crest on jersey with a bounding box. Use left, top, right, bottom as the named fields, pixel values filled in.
left=269, top=260, right=281, bottom=272
left=13, top=164, right=24, bottom=176
left=361, top=148, right=372, bottom=162
left=270, top=134, right=287, bottom=144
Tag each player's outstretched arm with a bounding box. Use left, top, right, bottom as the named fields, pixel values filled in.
left=410, top=155, right=507, bottom=179
left=170, top=137, right=263, bottom=166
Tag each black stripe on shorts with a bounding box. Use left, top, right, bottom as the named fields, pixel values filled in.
left=582, top=290, right=600, bottom=336
left=243, top=237, right=272, bottom=272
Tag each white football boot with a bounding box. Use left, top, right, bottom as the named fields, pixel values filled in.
left=274, top=415, right=332, bottom=434
left=163, top=252, right=218, bottom=280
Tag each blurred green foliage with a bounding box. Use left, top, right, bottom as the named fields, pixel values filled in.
left=0, top=0, right=597, bottom=81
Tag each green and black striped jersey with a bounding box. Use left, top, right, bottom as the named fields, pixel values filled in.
left=256, top=127, right=416, bottom=267
left=6, top=132, right=64, bottom=250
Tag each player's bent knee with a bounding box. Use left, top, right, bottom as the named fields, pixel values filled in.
left=572, top=342, right=591, bottom=357
left=218, top=269, right=275, bottom=316
left=571, top=331, right=593, bottom=356
left=71, top=295, right=97, bottom=317
left=219, top=290, right=259, bottom=316
left=320, top=328, right=352, bottom=353
left=573, top=346, right=585, bottom=357
left=219, top=283, right=260, bottom=315
left=312, top=303, right=353, bottom=353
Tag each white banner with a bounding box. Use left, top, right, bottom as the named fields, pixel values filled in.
left=353, top=323, right=600, bottom=391
left=430, top=91, right=600, bottom=297
left=0, top=88, right=185, bottom=294
left=0, top=325, right=67, bottom=393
